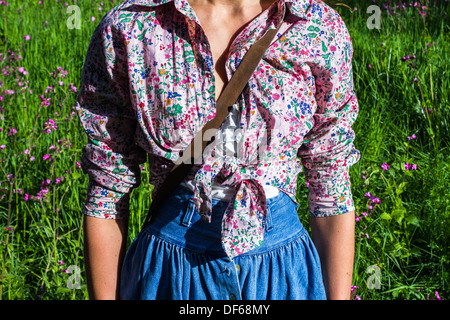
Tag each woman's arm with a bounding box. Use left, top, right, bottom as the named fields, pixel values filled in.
left=310, top=211, right=355, bottom=300
left=76, top=16, right=147, bottom=300
left=83, top=216, right=129, bottom=300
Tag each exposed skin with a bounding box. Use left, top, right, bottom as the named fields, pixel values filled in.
left=310, top=211, right=355, bottom=300
left=84, top=0, right=355, bottom=300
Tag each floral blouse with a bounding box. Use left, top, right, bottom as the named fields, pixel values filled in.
left=76, top=0, right=360, bottom=258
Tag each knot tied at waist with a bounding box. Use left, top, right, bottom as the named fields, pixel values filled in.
left=191, top=156, right=299, bottom=258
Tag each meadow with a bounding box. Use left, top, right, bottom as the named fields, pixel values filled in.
left=0, top=0, right=448, bottom=300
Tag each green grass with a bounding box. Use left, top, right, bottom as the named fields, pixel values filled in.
left=0, top=0, right=448, bottom=300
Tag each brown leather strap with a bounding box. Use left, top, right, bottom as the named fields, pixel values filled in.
left=175, top=25, right=282, bottom=167
left=142, top=24, right=282, bottom=228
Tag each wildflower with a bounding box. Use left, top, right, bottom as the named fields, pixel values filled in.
left=412, top=164, right=418, bottom=170
left=404, top=163, right=411, bottom=170
left=39, top=94, right=51, bottom=107
left=8, top=127, right=17, bottom=136
left=365, top=233, right=370, bottom=239
left=44, top=118, right=57, bottom=133
left=58, top=260, right=65, bottom=265
left=24, top=35, right=30, bottom=41
left=24, top=193, right=29, bottom=201
left=381, top=162, right=390, bottom=171
left=43, top=154, right=51, bottom=161
left=435, top=291, right=441, bottom=300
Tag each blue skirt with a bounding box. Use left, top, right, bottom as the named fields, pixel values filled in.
left=119, top=186, right=326, bottom=300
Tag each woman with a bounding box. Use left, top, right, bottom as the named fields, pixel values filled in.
left=76, top=0, right=360, bottom=300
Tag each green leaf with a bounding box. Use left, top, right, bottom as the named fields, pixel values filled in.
left=71, top=172, right=81, bottom=180
left=406, top=214, right=420, bottom=226
left=392, top=207, right=406, bottom=225
left=322, top=41, right=328, bottom=53
left=136, top=19, right=143, bottom=31
left=396, top=182, right=408, bottom=196
left=307, top=25, right=320, bottom=32
left=380, top=212, right=392, bottom=220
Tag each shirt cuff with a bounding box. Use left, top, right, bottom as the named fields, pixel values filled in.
left=82, top=179, right=131, bottom=219
left=307, top=169, right=356, bottom=217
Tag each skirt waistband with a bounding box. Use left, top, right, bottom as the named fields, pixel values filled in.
left=144, top=185, right=306, bottom=258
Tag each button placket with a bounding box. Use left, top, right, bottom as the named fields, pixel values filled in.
left=219, top=260, right=242, bottom=300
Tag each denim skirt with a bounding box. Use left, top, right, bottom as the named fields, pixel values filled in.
left=119, top=185, right=326, bottom=300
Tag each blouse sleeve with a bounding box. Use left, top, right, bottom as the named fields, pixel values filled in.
left=297, top=18, right=361, bottom=218
left=75, top=18, right=147, bottom=219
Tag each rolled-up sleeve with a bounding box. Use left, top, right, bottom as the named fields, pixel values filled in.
left=298, top=19, right=360, bottom=218
left=76, top=17, right=146, bottom=219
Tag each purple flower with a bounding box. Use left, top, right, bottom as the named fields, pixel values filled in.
left=44, top=118, right=57, bottom=133
left=39, top=94, right=51, bottom=108
left=8, top=127, right=17, bottom=136
left=404, top=163, right=411, bottom=170
left=43, top=154, right=51, bottom=161
left=381, top=162, right=390, bottom=171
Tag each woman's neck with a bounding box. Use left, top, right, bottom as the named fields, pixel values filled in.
left=189, top=0, right=276, bottom=11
